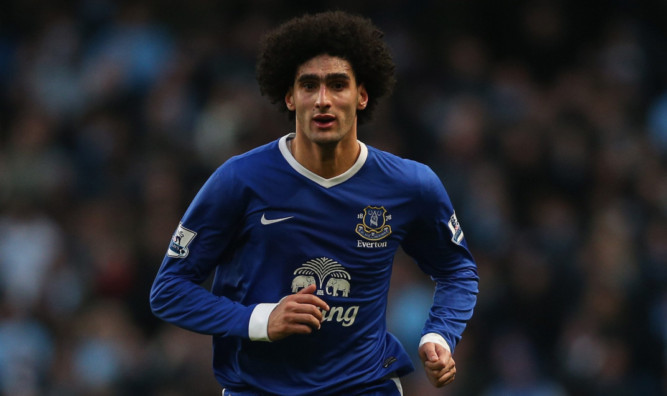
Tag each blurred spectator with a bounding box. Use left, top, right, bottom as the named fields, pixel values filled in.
left=0, top=309, right=54, bottom=396
left=483, top=330, right=567, bottom=396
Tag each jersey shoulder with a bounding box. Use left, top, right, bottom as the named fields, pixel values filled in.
left=365, top=145, right=440, bottom=188
left=197, top=138, right=284, bottom=198
left=221, top=138, right=280, bottom=171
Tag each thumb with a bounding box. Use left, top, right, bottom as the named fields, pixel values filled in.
left=428, top=348, right=439, bottom=362
left=297, top=284, right=317, bottom=295
left=420, top=342, right=439, bottom=362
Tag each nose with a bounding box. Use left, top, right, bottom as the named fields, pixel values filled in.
left=315, top=84, right=331, bottom=109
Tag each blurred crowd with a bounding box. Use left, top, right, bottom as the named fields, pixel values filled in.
left=0, top=1, right=665, bottom=395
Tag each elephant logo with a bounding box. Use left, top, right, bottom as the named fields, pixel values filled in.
left=292, top=258, right=360, bottom=327
left=291, top=275, right=316, bottom=292
left=292, top=257, right=351, bottom=298
left=325, top=278, right=350, bottom=297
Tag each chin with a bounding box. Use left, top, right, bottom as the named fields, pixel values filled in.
left=310, top=130, right=342, bottom=142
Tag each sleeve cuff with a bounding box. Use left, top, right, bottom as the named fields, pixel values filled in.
left=248, top=303, right=278, bottom=341
left=419, top=332, right=451, bottom=353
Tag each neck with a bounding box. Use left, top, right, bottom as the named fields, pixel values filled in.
left=289, top=134, right=360, bottom=179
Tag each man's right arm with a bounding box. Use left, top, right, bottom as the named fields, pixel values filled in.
left=150, top=265, right=255, bottom=337
left=149, top=165, right=253, bottom=337
left=150, top=163, right=330, bottom=341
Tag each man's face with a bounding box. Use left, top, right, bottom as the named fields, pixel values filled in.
left=285, top=54, right=368, bottom=146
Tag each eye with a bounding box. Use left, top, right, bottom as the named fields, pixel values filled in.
left=331, top=81, right=347, bottom=90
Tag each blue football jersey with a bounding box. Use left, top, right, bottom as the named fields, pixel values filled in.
left=150, top=134, right=479, bottom=395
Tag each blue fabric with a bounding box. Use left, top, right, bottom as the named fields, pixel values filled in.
left=151, top=134, right=478, bottom=395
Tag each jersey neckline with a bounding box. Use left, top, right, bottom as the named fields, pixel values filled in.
left=278, top=133, right=368, bottom=188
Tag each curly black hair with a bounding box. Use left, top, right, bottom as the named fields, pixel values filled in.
left=256, top=11, right=396, bottom=125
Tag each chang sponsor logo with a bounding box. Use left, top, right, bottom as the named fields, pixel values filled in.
left=321, top=305, right=358, bottom=327
left=291, top=257, right=359, bottom=327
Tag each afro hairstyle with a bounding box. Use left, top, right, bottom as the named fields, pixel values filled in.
left=256, top=11, right=396, bottom=125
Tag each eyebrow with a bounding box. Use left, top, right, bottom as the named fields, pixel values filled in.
left=296, top=73, right=352, bottom=83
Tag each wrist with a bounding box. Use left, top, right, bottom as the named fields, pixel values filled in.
left=248, top=303, right=278, bottom=341
left=419, top=332, right=451, bottom=353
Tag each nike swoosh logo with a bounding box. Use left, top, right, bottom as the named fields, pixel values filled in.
left=261, top=213, right=294, bottom=225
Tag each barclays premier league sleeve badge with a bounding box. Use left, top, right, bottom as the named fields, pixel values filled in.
left=167, top=223, right=197, bottom=258
left=448, top=213, right=464, bottom=246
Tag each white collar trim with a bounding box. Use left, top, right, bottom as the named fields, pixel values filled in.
left=279, top=133, right=367, bottom=188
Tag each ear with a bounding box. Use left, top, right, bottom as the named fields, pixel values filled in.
left=357, top=85, right=369, bottom=110
left=285, top=88, right=295, bottom=111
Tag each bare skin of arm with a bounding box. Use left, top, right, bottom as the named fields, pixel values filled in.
left=419, top=342, right=457, bottom=387
left=267, top=284, right=330, bottom=341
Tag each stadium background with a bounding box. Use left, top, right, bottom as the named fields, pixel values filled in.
left=0, top=0, right=665, bottom=395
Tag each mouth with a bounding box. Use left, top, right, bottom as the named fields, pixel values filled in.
left=312, top=114, right=336, bottom=129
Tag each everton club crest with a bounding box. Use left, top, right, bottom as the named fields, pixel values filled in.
left=355, top=206, right=392, bottom=241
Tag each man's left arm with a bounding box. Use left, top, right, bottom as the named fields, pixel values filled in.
left=402, top=165, right=479, bottom=386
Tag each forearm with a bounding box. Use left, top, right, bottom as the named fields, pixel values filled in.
left=423, top=268, right=479, bottom=352
left=150, top=273, right=254, bottom=337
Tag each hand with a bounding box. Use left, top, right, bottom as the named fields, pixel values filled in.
left=267, top=284, right=330, bottom=341
left=418, top=342, right=456, bottom=387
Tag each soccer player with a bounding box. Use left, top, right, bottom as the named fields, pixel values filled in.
left=150, top=11, right=478, bottom=395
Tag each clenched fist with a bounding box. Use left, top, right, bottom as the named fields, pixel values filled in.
left=268, top=284, right=330, bottom=341
left=419, top=342, right=456, bottom=387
